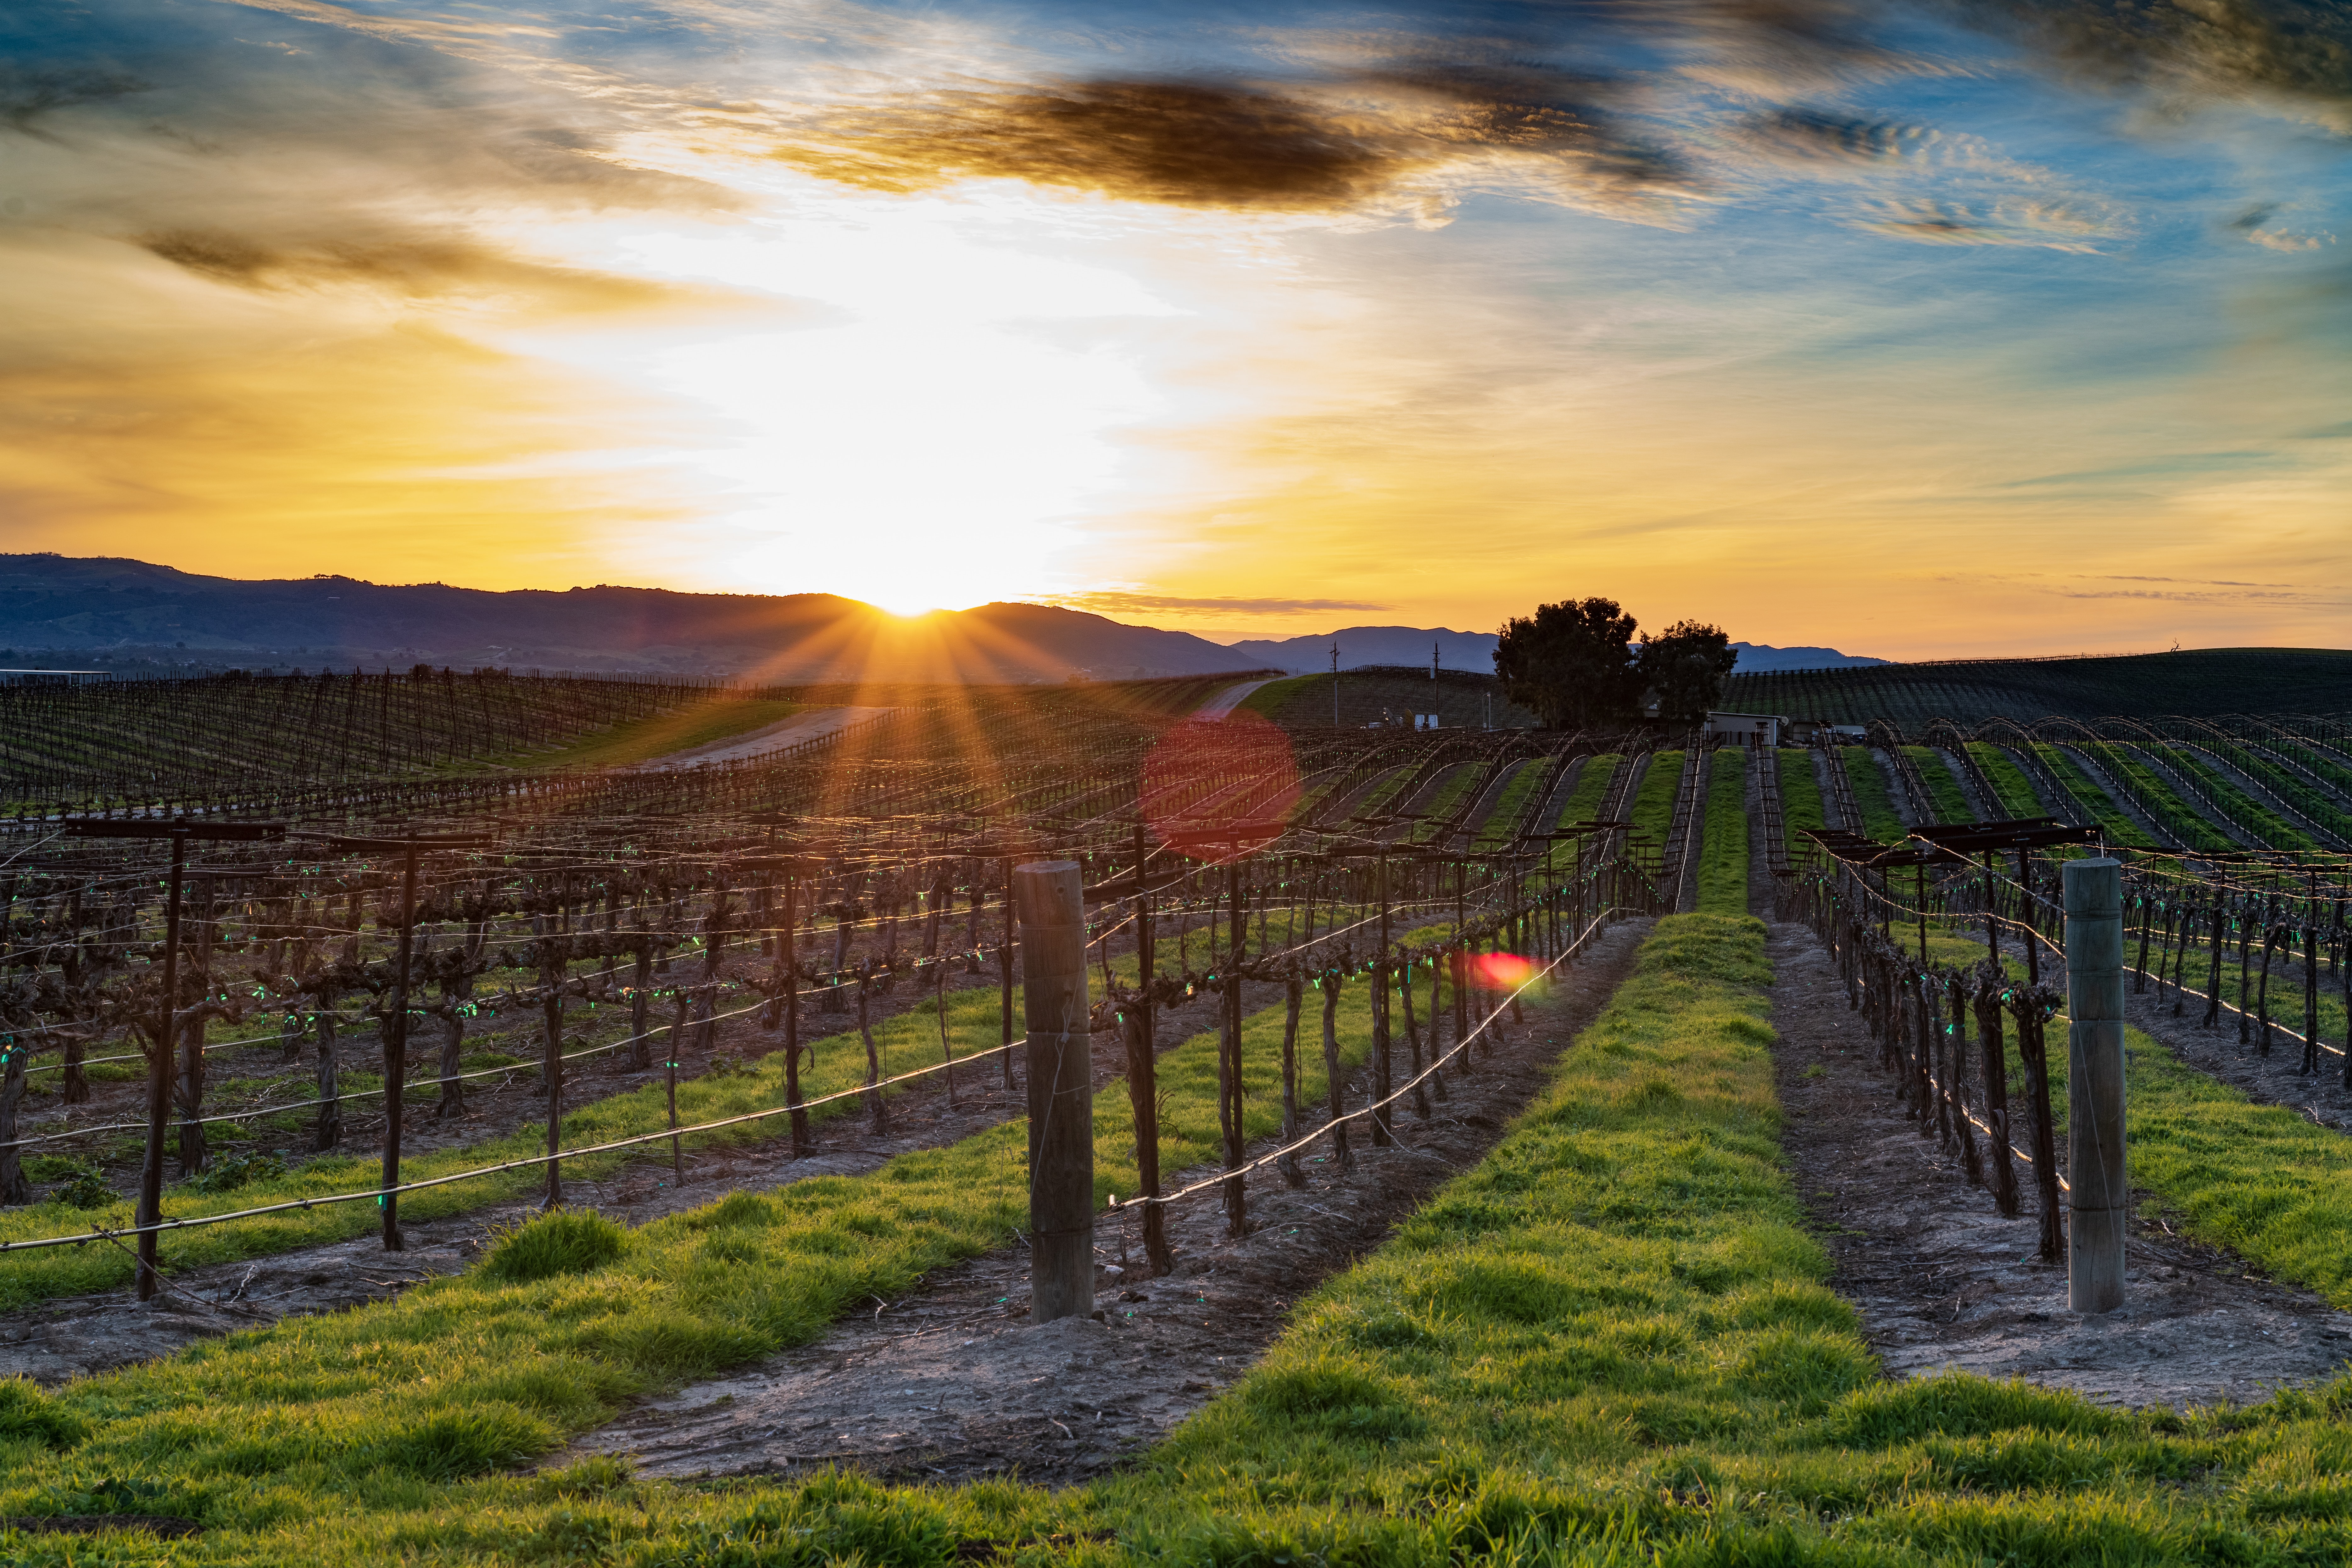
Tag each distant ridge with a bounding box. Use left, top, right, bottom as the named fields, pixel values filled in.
left=0, top=555, right=1268, bottom=683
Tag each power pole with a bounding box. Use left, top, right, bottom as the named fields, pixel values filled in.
left=1330, top=643, right=1340, bottom=728
left=1431, top=639, right=1438, bottom=681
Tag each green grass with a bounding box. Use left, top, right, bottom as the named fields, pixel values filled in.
left=1, top=974, right=1051, bottom=1310
left=2030, top=744, right=2155, bottom=848
left=1237, top=675, right=1315, bottom=721
left=1840, top=747, right=1908, bottom=842
left=1900, top=747, right=1975, bottom=824
left=1546, top=755, right=1619, bottom=869
left=1471, top=758, right=1547, bottom=848
left=0, top=975, right=1401, bottom=1561
left=1775, top=748, right=1827, bottom=867
left=1694, top=750, right=1749, bottom=915
left=525, top=698, right=800, bottom=771
left=2156, top=745, right=2315, bottom=850
left=1963, top=742, right=2047, bottom=820
left=2080, top=742, right=2234, bottom=851
left=1403, top=763, right=1485, bottom=843
left=1627, top=750, right=1684, bottom=868
left=29, top=914, right=2352, bottom=1562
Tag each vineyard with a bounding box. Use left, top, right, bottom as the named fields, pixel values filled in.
left=9, top=674, right=2352, bottom=1563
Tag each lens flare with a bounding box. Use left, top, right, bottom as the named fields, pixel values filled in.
left=1140, top=710, right=1300, bottom=859
left=1472, top=951, right=1536, bottom=990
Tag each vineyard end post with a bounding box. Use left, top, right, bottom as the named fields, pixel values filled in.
left=2064, top=856, right=2126, bottom=1314
left=1016, top=859, right=1093, bottom=1324
left=134, top=828, right=189, bottom=1302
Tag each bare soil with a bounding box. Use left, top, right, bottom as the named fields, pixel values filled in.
left=1768, top=923, right=2352, bottom=1408
left=2120, top=967, right=2352, bottom=1132
left=551, top=919, right=1654, bottom=1487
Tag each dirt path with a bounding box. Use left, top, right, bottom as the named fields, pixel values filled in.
left=1192, top=681, right=1277, bottom=721
left=1767, top=922, right=2352, bottom=1408
left=551, top=919, right=1655, bottom=1487
left=618, top=706, right=893, bottom=772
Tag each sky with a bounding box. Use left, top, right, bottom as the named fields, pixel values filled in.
left=4, top=0, right=2350, bottom=657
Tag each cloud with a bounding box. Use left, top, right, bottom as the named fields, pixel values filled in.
left=1952, top=0, right=2352, bottom=128
left=1044, top=591, right=1394, bottom=616
left=1731, top=106, right=1932, bottom=164
left=1852, top=195, right=2119, bottom=249
left=0, top=63, right=150, bottom=139
left=767, top=65, right=1691, bottom=218
left=134, top=226, right=740, bottom=314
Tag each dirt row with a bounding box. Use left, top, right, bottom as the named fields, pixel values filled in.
left=557, top=918, right=1655, bottom=1486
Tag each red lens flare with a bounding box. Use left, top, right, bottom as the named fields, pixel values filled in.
left=1140, top=710, right=1301, bottom=860
left=1472, top=951, right=1535, bottom=990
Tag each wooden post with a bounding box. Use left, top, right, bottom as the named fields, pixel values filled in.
left=1127, top=824, right=1169, bottom=1273
left=784, top=875, right=807, bottom=1156
left=1371, top=853, right=1392, bottom=1145
left=1220, top=859, right=1247, bottom=1235
left=1016, top=859, right=1093, bottom=1323
left=1000, top=857, right=1016, bottom=1093
left=134, top=828, right=188, bottom=1302
left=2065, top=857, right=2126, bottom=1314
left=381, top=842, right=419, bottom=1251
left=1279, top=974, right=1304, bottom=1186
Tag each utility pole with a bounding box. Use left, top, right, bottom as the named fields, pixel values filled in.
left=1330, top=643, right=1340, bottom=728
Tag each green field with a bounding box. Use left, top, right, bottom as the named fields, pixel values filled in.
left=1840, top=747, right=1908, bottom=842
left=1694, top=749, right=1749, bottom=914
left=1900, top=746, right=1975, bottom=823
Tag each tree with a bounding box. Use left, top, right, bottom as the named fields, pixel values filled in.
left=1492, top=598, right=1643, bottom=730
left=1638, top=620, right=1737, bottom=726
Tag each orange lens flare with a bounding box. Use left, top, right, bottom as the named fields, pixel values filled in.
left=1472, top=951, right=1535, bottom=989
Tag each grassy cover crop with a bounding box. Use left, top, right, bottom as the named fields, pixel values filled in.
left=2030, top=745, right=2154, bottom=848
left=0, top=978, right=1401, bottom=1563
left=1403, top=763, right=1484, bottom=843
left=1694, top=750, right=1748, bottom=915
left=1546, top=755, right=1618, bottom=870
left=2156, top=746, right=2314, bottom=850
left=1775, top=748, right=1826, bottom=867
left=1900, top=747, right=1974, bottom=824
left=1628, top=750, right=1684, bottom=868
left=1963, top=743, right=2047, bottom=820
left=1471, top=759, right=1547, bottom=848
left=2081, top=743, right=2233, bottom=852
left=1840, top=748, right=1907, bottom=842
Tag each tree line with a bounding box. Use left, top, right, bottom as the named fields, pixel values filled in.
left=1492, top=598, right=1736, bottom=731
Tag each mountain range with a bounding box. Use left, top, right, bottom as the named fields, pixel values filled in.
left=0, top=555, right=1885, bottom=682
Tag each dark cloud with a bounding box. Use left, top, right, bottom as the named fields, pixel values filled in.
left=0, top=63, right=149, bottom=139
left=1953, top=0, right=2352, bottom=121
left=769, top=64, right=1686, bottom=215
left=131, top=225, right=790, bottom=319
left=1733, top=106, right=1928, bottom=163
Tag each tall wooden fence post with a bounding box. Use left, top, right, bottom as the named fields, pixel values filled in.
left=1017, top=860, right=1093, bottom=1323
left=2065, top=856, right=2126, bottom=1314
left=134, top=827, right=189, bottom=1302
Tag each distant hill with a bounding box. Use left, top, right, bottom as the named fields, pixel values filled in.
left=0, top=555, right=1269, bottom=682
left=1224, top=626, right=1886, bottom=675
left=1722, top=648, right=2352, bottom=726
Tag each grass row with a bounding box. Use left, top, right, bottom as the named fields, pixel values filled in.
left=1962, top=742, right=2052, bottom=821
left=2082, top=742, right=2235, bottom=852
left=1627, top=750, right=1684, bottom=869
left=1402, top=763, right=1485, bottom=844
left=1470, top=758, right=1548, bottom=848
left=1774, top=748, right=1827, bottom=867
left=0, top=961, right=1427, bottom=1560
left=1899, top=747, right=1975, bottom=824
left=1545, top=755, right=1619, bottom=871
left=1693, top=750, right=1749, bottom=915
left=517, top=697, right=801, bottom=772
left=207, top=912, right=2352, bottom=1568
left=1840, top=748, right=1909, bottom=842
left=2029, top=744, right=2157, bottom=848
left=2157, top=745, right=2316, bottom=851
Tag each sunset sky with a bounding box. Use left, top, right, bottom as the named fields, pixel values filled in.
left=5, top=0, right=2350, bottom=657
